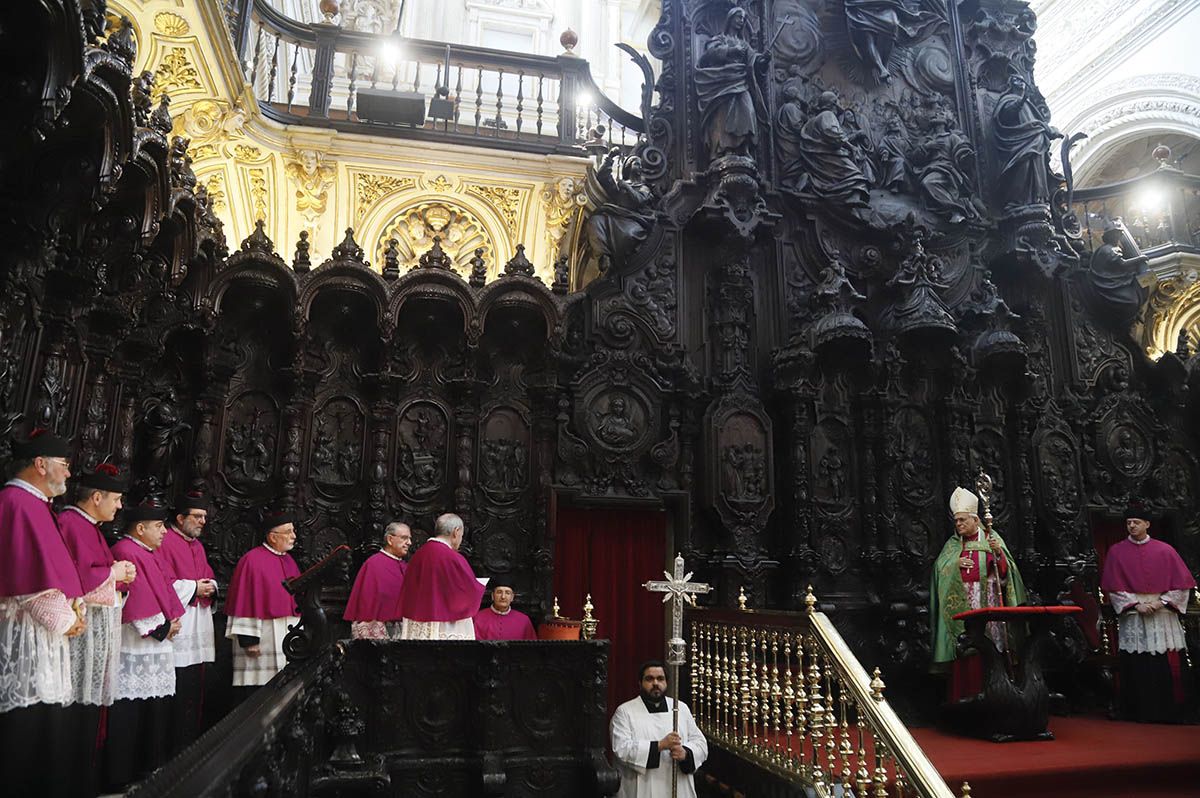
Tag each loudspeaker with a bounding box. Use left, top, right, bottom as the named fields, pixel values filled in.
left=355, top=89, right=426, bottom=126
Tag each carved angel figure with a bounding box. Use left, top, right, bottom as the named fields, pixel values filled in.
left=844, top=0, right=942, bottom=83
left=285, top=150, right=336, bottom=218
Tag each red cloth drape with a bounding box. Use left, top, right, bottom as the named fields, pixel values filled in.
left=1091, top=517, right=1129, bottom=573
left=554, top=507, right=667, bottom=718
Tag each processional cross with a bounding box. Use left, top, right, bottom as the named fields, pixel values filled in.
left=643, top=554, right=711, bottom=798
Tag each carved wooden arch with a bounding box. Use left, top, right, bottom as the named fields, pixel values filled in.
left=18, top=0, right=87, bottom=139
left=477, top=277, right=562, bottom=340
left=297, top=264, right=389, bottom=332
left=75, top=48, right=137, bottom=197
left=387, top=268, right=477, bottom=331
left=207, top=252, right=299, bottom=315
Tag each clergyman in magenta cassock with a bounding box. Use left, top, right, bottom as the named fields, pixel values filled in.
left=472, top=577, right=537, bottom=641
left=224, top=510, right=301, bottom=688
left=345, top=522, right=411, bottom=640
left=104, top=498, right=186, bottom=791
left=397, top=513, right=485, bottom=640
left=1101, top=504, right=1196, bottom=723
left=0, top=431, right=85, bottom=798
left=158, top=490, right=218, bottom=751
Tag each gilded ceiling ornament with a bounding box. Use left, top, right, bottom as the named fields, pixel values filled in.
left=189, top=144, right=219, bottom=162
left=153, top=11, right=190, bottom=37
left=464, top=183, right=524, bottom=238
left=353, top=173, right=417, bottom=222
left=376, top=201, right=492, bottom=277
left=427, top=174, right=454, bottom=193
left=284, top=150, right=337, bottom=220
left=151, top=47, right=203, bottom=102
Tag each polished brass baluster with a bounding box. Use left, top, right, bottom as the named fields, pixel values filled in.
left=895, top=764, right=909, bottom=797
left=720, top=625, right=731, bottom=742
left=872, top=732, right=889, bottom=798
left=782, top=631, right=795, bottom=770
left=793, top=631, right=808, bottom=776
left=770, top=631, right=783, bottom=765
left=736, top=627, right=747, bottom=746
left=748, top=629, right=760, bottom=755
left=807, top=633, right=826, bottom=790
left=824, top=654, right=837, bottom=784
left=759, top=632, right=770, bottom=759
left=855, top=695, right=870, bottom=798
left=690, top=625, right=701, bottom=729
left=838, top=675, right=853, bottom=793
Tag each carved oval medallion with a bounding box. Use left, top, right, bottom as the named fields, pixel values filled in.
left=478, top=406, right=530, bottom=504
left=395, top=400, right=449, bottom=502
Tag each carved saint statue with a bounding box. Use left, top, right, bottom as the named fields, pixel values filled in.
left=844, top=0, right=941, bottom=83
left=992, top=76, right=1061, bottom=208
left=776, top=83, right=808, bottom=190
left=798, top=92, right=871, bottom=207
left=585, top=148, right=654, bottom=274
left=695, top=6, right=769, bottom=160
left=909, top=110, right=982, bottom=224
left=1086, top=225, right=1148, bottom=327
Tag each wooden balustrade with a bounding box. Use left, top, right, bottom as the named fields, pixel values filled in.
left=687, top=588, right=965, bottom=798
left=1069, top=164, right=1200, bottom=257
left=227, top=0, right=641, bottom=155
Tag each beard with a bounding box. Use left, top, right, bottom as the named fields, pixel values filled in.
left=641, top=686, right=666, bottom=702
left=47, top=478, right=68, bottom=498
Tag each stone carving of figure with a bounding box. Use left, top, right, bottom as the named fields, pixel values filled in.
left=585, top=148, right=654, bottom=274
left=819, top=448, right=846, bottom=501
left=992, top=76, right=1060, bottom=208
left=798, top=92, right=871, bottom=207
left=593, top=395, right=640, bottom=448
left=877, top=115, right=910, bottom=193
left=844, top=0, right=942, bottom=82
left=908, top=110, right=983, bottom=224
left=1087, top=225, right=1148, bottom=326
left=694, top=6, right=769, bottom=160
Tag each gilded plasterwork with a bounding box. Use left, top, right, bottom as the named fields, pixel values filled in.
left=115, top=0, right=591, bottom=281
left=376, top=201, right=492, bottom=276
left=153, top=11, right=189, bottom=37
left=152, top=47, right=203, bottom=102
left=1143, top=262, right=1200, bottom=358
left=284, top=150, right=336, bottom=219
left=464, top=183, right=525, bottom=239
left=354, top=173, right=419, bottom=223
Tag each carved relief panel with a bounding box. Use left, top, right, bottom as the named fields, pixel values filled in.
left=395, top=399, right=451, bottom=504
left=309, top=396, right=366, bottom=498
left=221, top=391, right=279, bottom=492
left=478, top=405, right=531, bottom=506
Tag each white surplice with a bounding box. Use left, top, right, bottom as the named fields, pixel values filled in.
left=227, top=616, right=297, bottom=686
left=611, top=696, right=708, bottom=798
left=169, top=576, right=216, bottom=667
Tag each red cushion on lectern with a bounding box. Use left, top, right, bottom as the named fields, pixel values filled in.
left=952, top=605, right=1083, bottom=621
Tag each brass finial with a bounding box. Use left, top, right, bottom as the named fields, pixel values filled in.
left=804, top=585, right=817, bottom=615
left=738, top=585, right=748, bottom=611
left=960, top=782, right=972, bottom=798
left=552, top=596, right=561, bottom=618
left=581, top=593, right=598, bottom=640
left=870, top=667, right=886, bottom=701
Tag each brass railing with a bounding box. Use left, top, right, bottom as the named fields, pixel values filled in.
left=688, top=588, right=965, bottom=798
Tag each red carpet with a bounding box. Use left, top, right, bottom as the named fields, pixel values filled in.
left=912, top=716, right=1200, bottom=798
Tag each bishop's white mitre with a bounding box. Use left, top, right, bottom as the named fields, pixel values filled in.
left=949, top=486, right=979, bottom=515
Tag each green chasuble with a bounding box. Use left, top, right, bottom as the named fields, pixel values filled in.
left=929, top=531, right=1026, bottom=665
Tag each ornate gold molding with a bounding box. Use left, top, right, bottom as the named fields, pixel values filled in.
left=152, top=46, right=203, bottom=102
left=153, top=11, right=190, bottom=37
left=354, top=173, right=418, bottom=224
left=376, top=200, right=492, bottom=276
left=464, top=183, right=525, bottom=240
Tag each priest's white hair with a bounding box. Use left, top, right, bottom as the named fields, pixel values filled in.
left=434, top=512, right=464, bottom=538
left=383, top=521, right=409, bottom=544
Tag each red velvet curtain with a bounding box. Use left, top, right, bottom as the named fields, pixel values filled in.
left=554, top=507, right=667, bottom=717
left=1091, top=517, right=1128, bottom=573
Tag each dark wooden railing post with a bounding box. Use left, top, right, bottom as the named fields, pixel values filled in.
left=308, top=22, right=340, bottom=118
left=228, top=0, right=254, bottom=66
left=556, top=55, right=584, bottom=150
